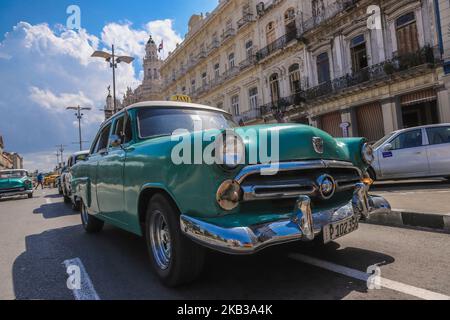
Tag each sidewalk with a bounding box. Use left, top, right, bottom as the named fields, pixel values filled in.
left=368, top=179, right=450, bottom=233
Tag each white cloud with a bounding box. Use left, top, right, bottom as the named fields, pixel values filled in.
left=29, top=87, right=94, bottom=112
left=0, top=19, right=181, bottom=172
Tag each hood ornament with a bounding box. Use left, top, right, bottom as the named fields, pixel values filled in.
left=312, top=137, right=324, bottom=154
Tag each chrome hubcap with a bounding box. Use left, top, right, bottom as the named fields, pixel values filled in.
left=81, top=204, right=89, bottom=225
left=149, top=211, right=172, bottom=270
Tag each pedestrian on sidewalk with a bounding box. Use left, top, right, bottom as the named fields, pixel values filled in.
left=35, top=172, right=44, bottom=190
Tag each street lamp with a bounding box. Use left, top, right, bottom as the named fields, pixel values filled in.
left=66, top=106, right=91, bottom=151
left=91, top=45, right=134, bottom=114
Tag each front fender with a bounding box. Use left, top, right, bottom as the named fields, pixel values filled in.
left=72, top=177, right=91, bottom=207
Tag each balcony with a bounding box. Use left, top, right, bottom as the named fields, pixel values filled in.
left=299, top=0, right=357, bottom=36
left=234, top=108, right=262, bottom=124
left=239, top=55, right=257, bottom=71
left=305, top=46, right=437, bottom=101
left=261, top=92, right=305, bottom=116
left=237, top=13, right=255, bottom=30
left=256, top=29, right=298, bottom=61
left=196, top=49, right=207, bottom=60
left=221, top=27, right=236, bottom=43
left=221, top=66, right=239, bottom=81
left=208, top=39, right=220, bottom=54
left=257, top=0, right=285, bottom=18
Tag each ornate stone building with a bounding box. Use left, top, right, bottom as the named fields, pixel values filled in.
left=159, top=0, right=450, bottom=142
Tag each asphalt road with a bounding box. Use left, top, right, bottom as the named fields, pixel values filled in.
left=0, top=188, right=449, bottom=300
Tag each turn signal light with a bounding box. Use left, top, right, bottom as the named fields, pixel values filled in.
left=361, top=177, right=374, bottom=186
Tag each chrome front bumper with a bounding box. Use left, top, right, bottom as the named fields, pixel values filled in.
left=0, top=189, right=33, bottom=198
left=180, top=183, right=391, bottom=255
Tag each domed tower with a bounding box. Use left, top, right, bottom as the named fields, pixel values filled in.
left=132, top=35, right=163, bottom=102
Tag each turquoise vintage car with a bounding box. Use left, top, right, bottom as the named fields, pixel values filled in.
left=72, top=101, right=391, bottom=286
left=0, top=169, right=33, bottom=199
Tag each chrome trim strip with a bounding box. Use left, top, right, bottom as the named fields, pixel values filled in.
left=180, top=184, right=391, bottom=255
left=235, top=160, right=362, bottom=184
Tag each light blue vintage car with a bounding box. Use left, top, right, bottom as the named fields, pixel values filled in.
left=0, top=169, right=33, bottom=199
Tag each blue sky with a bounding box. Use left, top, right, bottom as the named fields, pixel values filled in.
left=0, top=0, right=218, bottom=41
left=0, top=0, right=218, bottom=171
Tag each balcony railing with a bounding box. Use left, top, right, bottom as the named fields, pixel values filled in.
left=256, top=29, right=298, bottom=61
left=234, top=108, right=262, bottom=124
left=261, top=92, right=305, bottom=116
left=299, top=0, right=357, bottom=35
left=222, top=27, right=236, bottom=42
left=237, top=13, right=255, bottom=29
left=208, top=39, right=220, bottom=53
left=239, top=55, right=256, bottom=71
left=223, top=66, right=240, bottom=80
left=305, top=46, right=436, bottom=101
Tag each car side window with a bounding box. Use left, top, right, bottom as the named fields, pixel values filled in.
left=110, top=115, right=133, bottom=145
left=95, top=123, right=112, bottom=154
left=390, top=129, right=422, bottom=150
left=426, top=127, right=450, bottom=145
left=123, top=115, right=133, bottom=144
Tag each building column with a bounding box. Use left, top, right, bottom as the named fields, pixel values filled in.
left=340, top=108, right=355, bottom=137
left=437, top=84, right=450, bottom=123
left=381, top=97, right=401, bottom=134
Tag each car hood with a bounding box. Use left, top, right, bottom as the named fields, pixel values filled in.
left=0, top=177, right=27, bottom=189
left=233, top=124, right=351, bottom=164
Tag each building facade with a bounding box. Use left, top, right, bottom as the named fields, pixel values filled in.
left=159, top=0, right=450, bottom=141
left=0, top=136, right=22, bottom=170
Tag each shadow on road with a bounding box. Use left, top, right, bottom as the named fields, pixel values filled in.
left=13, top=224, right=395, bottom=300
left=33, top=202, right=78, bottom=219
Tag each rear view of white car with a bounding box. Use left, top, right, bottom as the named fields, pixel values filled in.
left=369, top=124, right=450, bottom=181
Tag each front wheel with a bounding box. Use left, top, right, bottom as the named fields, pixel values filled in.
left=81, top=202, right=104, bottom=233
left=145, top=194, right=205, bottom=287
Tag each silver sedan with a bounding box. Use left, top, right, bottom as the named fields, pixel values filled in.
left=368, top=124, right=450, bottom=181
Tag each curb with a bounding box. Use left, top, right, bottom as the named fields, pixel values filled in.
left=366, top=210, right=450, bottom=233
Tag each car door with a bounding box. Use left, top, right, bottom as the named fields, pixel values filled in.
left=96, top=116, right=127, bottom=224
left=378, top=128, right=429, bottom=179
left=425, top=126, right=450, bottom=176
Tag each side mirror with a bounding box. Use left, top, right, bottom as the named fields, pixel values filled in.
left=383, top=143, right=392, bottom=152
left=110, top=134, right=122, bottom=148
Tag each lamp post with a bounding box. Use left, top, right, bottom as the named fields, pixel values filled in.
left=66, top=106, right=91, bottom=151
left=91, top=45, right=134, bottom=114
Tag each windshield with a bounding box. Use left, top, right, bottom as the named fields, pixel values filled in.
left=0, top=171, right=27, bottom=179
left=372, top=132, right=396, bottom=149
left=137, top=107, right=237, bottom=139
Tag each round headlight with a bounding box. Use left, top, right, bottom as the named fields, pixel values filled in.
left=216, top=132, right=245, bottom=169
left=216, top=180, right=241, bottom=211
left=362, top=143, right=374, bottom=164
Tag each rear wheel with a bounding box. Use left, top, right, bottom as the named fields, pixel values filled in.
left=72, top=197, right=81, bottom=212
left=145, top=194, right=205, bottom=287
left=28, top=193, right=33, bottom=199
left=81, top=202, right=104, bottom=233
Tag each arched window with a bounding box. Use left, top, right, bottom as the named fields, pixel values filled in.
left=395, top=12, right=419, bottom=55
left=269, top=73, right=280, bottom=103
left=284, top=8, right=296, bottom=35
left=266, top=22, right=276, bottom=45
left=289, top=64, right=301, bottom=94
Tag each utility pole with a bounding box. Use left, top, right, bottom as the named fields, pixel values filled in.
left=66, top=106, right=91, bottom=151
left=56, top=150, right=60, bottom=169
left=56, top=144, right=66, bottom=168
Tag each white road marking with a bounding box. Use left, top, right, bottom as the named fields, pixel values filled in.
left=289, top=253, right=450, bottom=300
left=45, top=198, right=52, bottom=204
left=63, top=258, right=100, bottom=300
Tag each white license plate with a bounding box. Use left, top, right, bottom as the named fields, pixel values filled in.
left=323, top=216, right=359, bottom=244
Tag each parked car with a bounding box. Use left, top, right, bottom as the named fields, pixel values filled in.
left=0, top=169, right=33, bottom=199
left=368, top=124, right=450, bottom=181
left=62, top=151, right=89, bottom=208
left=72, top=101, right=391, bottom=287
left=44, top=174, right=59, bottom=188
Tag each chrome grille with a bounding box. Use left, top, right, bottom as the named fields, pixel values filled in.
left=237, top=160, right=362, bottom=202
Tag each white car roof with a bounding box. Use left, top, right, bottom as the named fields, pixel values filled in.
left=394, top=123, right=450, bottom=134
left=125, top=101, right=230, bottom=115
left=72, top=150, right=90, bottom=157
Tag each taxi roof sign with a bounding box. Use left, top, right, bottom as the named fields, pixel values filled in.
left=170, top=95, right=192, bottom=103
